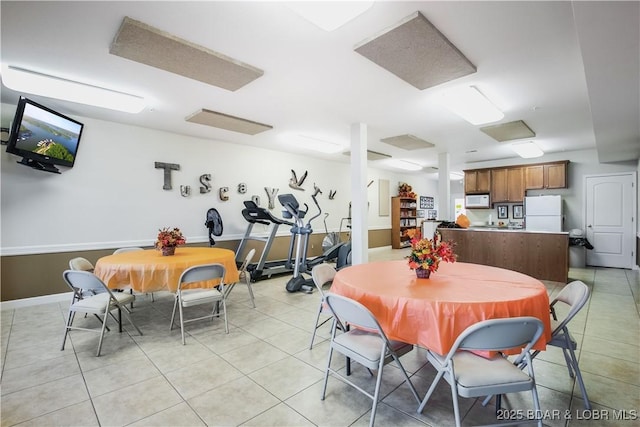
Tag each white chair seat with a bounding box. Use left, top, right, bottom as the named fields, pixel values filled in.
left=450, top=352, right=533, bottom=393
left=180, top=289, right=223, bottom=306
left=71, top=292, right=134, bottom=313
left=333, top=329, right=413, bottom=366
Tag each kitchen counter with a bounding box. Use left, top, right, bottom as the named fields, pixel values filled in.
left=466, top=226, right=568, bottom=234
left=439, top=228, right=569, bottom=283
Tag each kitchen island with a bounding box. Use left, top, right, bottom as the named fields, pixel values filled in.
left=439, top=227, right=569, bottom=283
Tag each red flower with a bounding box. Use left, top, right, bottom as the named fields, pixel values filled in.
left=155, top=227, right=186, bottom=250
left=406, top=230, right=456, bottom=273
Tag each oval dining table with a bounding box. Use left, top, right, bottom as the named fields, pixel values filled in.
left=330, top=260, right=552, bottom=355
left=94, top=247, right=240, bottom=293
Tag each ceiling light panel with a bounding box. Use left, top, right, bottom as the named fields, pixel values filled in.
left=185, top=109, right=272, bottom=135
left=295, top=135, right=345, bottom=153
left=343, top=150, right=392, bottom=160
left=439, top=86, right=504, bottom=125
left=110, top=17, right=263, bottom=91
left=480, top=120, right=536, bottom=142
left=354, top=11, right=476, bottom=90
left=287, top=2, right=373, bottom=31
left=380, top=134, right=435, bottom=150
left=1, top=65, right=145, bottom=113
left=387, top=159, right=423, bottom=171
left=511, top=141, right=544, bottom=158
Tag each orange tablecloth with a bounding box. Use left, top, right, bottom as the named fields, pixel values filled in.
left=331, top=260, right=551, bottom=355
left=94, top=247, right=240, bottom=293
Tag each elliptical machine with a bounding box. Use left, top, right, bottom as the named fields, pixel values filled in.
left=278, top=193, right=344, bottom=293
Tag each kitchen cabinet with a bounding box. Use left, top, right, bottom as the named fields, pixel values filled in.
left=464, top=169, right=491, bottom=194
left=391, top=197, right=417, bottom=249
left=525, top=161, right=568, bottom=189
left=491, top=167, right=525, bottom=203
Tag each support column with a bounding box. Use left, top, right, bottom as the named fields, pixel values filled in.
left=438, top=152, right=451, bottom=220
left=350, top=123, right=368, bottom=265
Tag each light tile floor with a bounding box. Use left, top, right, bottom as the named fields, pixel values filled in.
left=1, top=247, right=638, bottom=426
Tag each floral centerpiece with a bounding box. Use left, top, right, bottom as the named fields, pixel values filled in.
left=405, top=228, right=456, bottom=278
left=155, top=227, right=186, bottom=256
left=398, top=182, right=417, bottom=199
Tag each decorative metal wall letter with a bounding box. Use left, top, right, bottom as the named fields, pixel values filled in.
left=289, top=169, right=307, bottom=190
left=312, top=183, right=322, bottom=197
left=328, top=190, right=337, bottom=200
left=219, top=187, right=229, bottom=201
left=265, top=187, right=279, bottom=209
left=155, top=162, right=180, bottom=190
left=180, top=185, right=191, bottom=197
left=199, top=174, right=212, bottom=193
left=237, top=183, right=247, bottom=194
left=251, top=195, right=260, bottom=206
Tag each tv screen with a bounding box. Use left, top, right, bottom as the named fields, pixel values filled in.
left=6, top=97, right=84, bottom=173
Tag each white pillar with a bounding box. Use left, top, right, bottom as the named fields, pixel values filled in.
left=438, top=152, right=451, bottom=220
left=350, top=123, right=368, bottom=265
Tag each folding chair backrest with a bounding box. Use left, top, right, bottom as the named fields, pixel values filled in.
left=63, top=270, right=109, bottom=294
left=455, top=317, right=544, bottom=354
left=113, top=247, right=144, bottom=254
left=69, top=257, right=95, bottom=272
left=325, top=293, right=381, bottom=332
left=179, top=263, right=226, bottom=288
left=239, top=248, right=256, bottom=272
left=551, top=280, right=589, bottom=333
left=311, top=264, right=337, bottom=298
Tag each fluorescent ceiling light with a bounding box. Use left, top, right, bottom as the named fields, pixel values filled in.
left=1, top=65, right=146, bottom=113
left=511, top=141, right=544, bottom=158
left=287, top=2, right=373, bottom=31
left=296, top=134, right=345, bottom=154
left=439, top=86, right=504, bottom=125
left=387, top=159, right=423, bottom=171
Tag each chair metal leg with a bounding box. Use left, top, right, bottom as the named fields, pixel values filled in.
left=369, top=356, right=386, bottom=427
left=309, top=304, right=324, bottom=349
left=566, top=345, right=592, bottom=410
left=417, top=368, right=446, bottom=413
left=96, top=311, right=109, bottom=357
left=246, top=280, right=256, bottom=308
left=321, top=346, right=334, bottom=400
left=61, top=310, right=75, bottom=350
left=169, top=295, right=179, bottom=330
left=178, top=301, right=186, bottom=345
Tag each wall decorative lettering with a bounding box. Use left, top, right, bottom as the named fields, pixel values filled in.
left=251, top=195, right=260, bottom=206
left=219, top=187, right=229, bottom=201
left=265, top=187, right=278, bottom=209
left=199, top=174, right=212, bottom=193
left=237, top=183, right=247, bottom=194
left=313, top=183, right=322, bottom=197
left=289, top=169, right=307, bottom=190
left=180, top=185, right=191, bottom=197
left=328, top=190, right=337, bottom=200
left=155, top=162, right=180, bottom=190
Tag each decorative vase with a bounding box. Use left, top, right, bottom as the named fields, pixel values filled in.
left=161, top=246, right=176, bottom=256
left=415, top=268, right=431, bottom=279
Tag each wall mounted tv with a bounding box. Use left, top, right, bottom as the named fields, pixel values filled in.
left=6, top=97, right=84, bottom=174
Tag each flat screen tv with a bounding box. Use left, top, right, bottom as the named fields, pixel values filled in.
left=6, top=97, right=84, bottom=174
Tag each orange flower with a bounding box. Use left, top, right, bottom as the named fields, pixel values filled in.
left=407, top=230, right=456, bottom=273
left=155, top=227, right=186, bottom=250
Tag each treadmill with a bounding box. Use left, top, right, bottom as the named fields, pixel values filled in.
left=235, top=200, right=295, bottom=282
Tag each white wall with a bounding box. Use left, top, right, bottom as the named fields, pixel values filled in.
left=0, top=105, right=438, bottom=255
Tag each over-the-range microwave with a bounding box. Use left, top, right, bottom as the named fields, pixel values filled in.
left=465, top=194, right=490, bottom=208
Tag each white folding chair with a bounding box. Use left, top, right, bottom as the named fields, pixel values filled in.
left=309, top=263, right=337, bottom=349
left=113, top=247, right=152, bottom=305
left=225, top=248, right=256, bottom=308
left=322, top=294, right=420, bottom=427
left=61, top=270, right=143, bottom=356
left=170, top=263, right=229, bottom=344
left=418, top=316, right=544, bottom=427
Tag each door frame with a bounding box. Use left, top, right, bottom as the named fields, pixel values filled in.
left=583, top=172, right=637, bottom=269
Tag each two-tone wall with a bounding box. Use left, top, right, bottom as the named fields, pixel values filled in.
left=0, top=104, right=438, bottom=301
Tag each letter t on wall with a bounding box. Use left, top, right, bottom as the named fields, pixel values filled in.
left=155, top=162, right=180, bottom=190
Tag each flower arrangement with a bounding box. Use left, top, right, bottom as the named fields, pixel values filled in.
left=398, top=182, right=417, bottom=199
left=155, top=227, right=186, bottom=250
left=405, top=228, right=456, bottom=274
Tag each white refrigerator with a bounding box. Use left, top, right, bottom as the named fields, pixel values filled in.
left=524, top=195, right=563, bottom=232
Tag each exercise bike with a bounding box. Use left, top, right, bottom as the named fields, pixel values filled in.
left=278, top=193, right=346, bottom=293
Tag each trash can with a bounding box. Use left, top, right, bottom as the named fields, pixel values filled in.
left=568, top=229, right=593, bottom=268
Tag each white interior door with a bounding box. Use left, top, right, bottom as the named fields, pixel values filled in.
left=585, top=173, right=636, bottom=268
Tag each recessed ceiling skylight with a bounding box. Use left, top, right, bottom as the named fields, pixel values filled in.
left=287, top=2, right=373, bottom=31
left=439, top=86, right=504, bottom=125
left=511, top=141, right=544, bottom=158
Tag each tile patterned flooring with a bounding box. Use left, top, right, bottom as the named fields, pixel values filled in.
left=1, top=247, right=638, bottom=426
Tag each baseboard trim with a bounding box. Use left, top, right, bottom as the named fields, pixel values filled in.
left=1, top=292, right=72, bottom=310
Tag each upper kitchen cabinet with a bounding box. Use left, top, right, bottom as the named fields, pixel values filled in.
left=525, top=161, right=569, bottom=189
left=491, top=167, right=525, bottom=203
left=464, top=169, right=491, bottom=194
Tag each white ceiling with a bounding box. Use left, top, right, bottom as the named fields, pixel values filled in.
left=1, top=1, right=638, bottom=173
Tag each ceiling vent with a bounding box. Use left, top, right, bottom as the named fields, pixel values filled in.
left=354, top=11, right=476, bottom=90
left=110, top=17, right=263, bottom=91
left=380, top=134, right=435, bottom=150
left=185, top=109, right=273, bottom=135
left=480, top=120, right=536, bottom=142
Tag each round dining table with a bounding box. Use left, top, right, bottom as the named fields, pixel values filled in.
left=330, top=260, right=551, bottom=355
left=94, top=247, right=240, bottom=293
